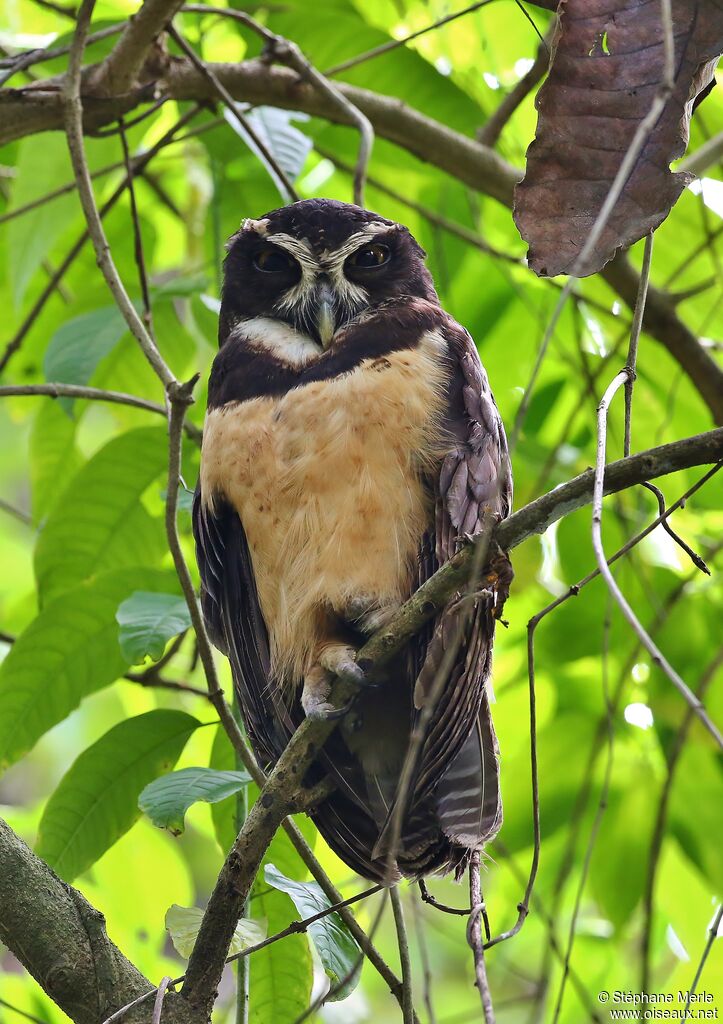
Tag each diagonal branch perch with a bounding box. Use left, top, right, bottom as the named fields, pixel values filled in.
left=179, top=427, right=723, bottom=1014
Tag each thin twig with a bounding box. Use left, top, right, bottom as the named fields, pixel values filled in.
left=418, top=879, right=471, bottom=916
left=62, top=1, right=175, bottom=389
left=682, top=905, right=723, bottom=1020
left=118, top=118, right=154, bottom=335
left=477, top=24, right=553, bottom=148
left=324, top=0, right=496, bottom=76
left=623, top=232, right=654, bottom=457
left=411, top=887, right=437, bottom=1024
left=593, top=381, right=723, bottom=750
left=493, top=463, right=720, bottom=954
left=641, top=646, right=723, bottom=992
left=494, top=843, right=606, bottom=1024
left=640, top=481, right=710, bottom=574
left=181, top=7, right=373, bottom=205
left=0, top=23, right=123, bottom=86
left=167, top=25, right=299, bottom=202
left=263, top=35, right=373, bottom=207
left=468, top=852, right=496, bottom=1023
left=0, top=497, right=32, bottom=526
left=151, top=977, right=172, bottom=1024
left=0, top=384, right=202, bottom=444
left=509, top=2, right=676, bottom=449
left=390, top=886, right=415, bottom=1024
left=550, top=604, right=615, bottom=1023
left=0, top=998, right=50, bottom=1024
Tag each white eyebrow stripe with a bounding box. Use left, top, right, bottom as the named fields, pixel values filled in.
left=320, top=224, right=395, bottom=268
left=265, top=232, right=317, bottom=264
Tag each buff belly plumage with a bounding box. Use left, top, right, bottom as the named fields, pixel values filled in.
left=200, top=335, right=449, bottom=687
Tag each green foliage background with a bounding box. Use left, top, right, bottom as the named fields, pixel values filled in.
left=1, top=1, right=722, bottom=1021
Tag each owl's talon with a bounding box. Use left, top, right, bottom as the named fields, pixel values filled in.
left=319, top=644, right=370, bottom=689
left=308, top=697, right=356, bottom=721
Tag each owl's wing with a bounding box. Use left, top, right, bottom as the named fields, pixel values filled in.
left=192, top=488, right=293, bottom=767
left=409, top=321, right=513, bottom=844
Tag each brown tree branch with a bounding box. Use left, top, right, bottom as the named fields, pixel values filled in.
left=3, top=56, right=719, bottom=421
left=361, top=428, right=723, bottom=670
left=178, top=428, right=722, bottom=1013
left=91, top=0, right=185, bottom=96
left=0, top=818, right=204, bottom=1024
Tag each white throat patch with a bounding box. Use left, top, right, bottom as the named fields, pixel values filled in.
left=234, top=317, right=322, bottom=367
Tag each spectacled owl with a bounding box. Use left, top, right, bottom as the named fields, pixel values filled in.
left=193, top=199, right=513, bottom=881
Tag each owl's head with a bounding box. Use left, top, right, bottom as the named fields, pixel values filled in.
left=219, top=199, right=438, bottom=351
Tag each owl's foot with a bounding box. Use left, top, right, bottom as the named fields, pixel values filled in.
left=319, top=643, right=368, bottom=687
left=342, top=596, right=400, bottom=636
left=301, top=664, right=356, bottom=721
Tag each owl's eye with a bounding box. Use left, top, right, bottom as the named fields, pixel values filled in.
left=347, top=244, right=391, bottom=269
left=253, top=248, right=297, bottom=273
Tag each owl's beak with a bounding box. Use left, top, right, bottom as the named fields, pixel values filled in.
left=315, top=279, right=336, bottom=350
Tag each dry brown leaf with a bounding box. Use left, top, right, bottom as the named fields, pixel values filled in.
left=514, top=0, right=723, bottom=278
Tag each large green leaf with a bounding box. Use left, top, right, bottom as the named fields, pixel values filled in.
left=116, top=591, right=192, bottom=664
left=7, top=134, right=78, bottom=308
left=265, top=864, right=361, bottom=1001
left=43, top=307, right=128, bottom=404
left=36, top=710, right=200, bottom=882
left=29, top=400, right=81, bottom=522
left=139, top=766, right=251, bottom=836
left=250, top=871, right=313, bottom=1024
left=0, top=568, right=177, bottom=771
left=34, top=426, right=168, bottom=601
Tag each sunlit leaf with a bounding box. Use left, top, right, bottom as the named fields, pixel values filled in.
left=7, top=134, right=78, bottom=307
left=116, top=591, right=192, bottom=664
left=34, top=426, right=168, bottom=602
left=265, top=863, right=361, bottom=1001
left=36, top=710, right=200, bottom=881
left=29, top=400, right=80, bottom=522
left=0, top=568, right=177, bottom=770
left=224, top=106, right=313, bottom=201
left=139, top=766, right=252, bottom=836
left=43, top=307, right=128, bottom=407
left=165, top=903, right=266, bottom=959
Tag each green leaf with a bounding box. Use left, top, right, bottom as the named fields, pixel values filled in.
left=165, top=903, right=266, bottom=959
left=524, top=377, right=567, bottom=436
left=226, top=107, right=312, bottom=198
left=209, top=723, right=243, bottom=853
left=250, top=881, right=312, bottom=1024
left=43, top=308, right=128, bottom=407
left=36, top=710, right=200, bottom=881
left=264, top=864, right=360, bottom=1001
left=139, top=767, right=251, bottom=836
left=34, top=426, right=168, bottom=601
left=116, top=591, right=192, bottom=664
left=0, top=568, right=177, bottom=771
left=8, top=134, right=78, bottom=307
left=29, top=400, right=80, bottom=522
